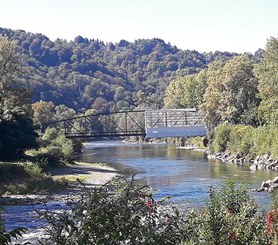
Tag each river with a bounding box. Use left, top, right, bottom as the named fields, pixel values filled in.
left=78, top=140, right=277, bottom=206
left=3, top=140, right=277, bottom=239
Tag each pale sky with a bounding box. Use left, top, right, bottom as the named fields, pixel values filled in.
left=0, top=0, right=277, bottom=53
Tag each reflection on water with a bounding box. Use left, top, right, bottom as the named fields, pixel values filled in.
left=78, top=141, right=276, bottom=206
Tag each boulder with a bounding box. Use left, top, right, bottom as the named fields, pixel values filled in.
left=256, top=176, right=278, bottom=192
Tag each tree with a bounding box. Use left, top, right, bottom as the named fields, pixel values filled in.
left=256, top=36, right=278, bottom=125
left=164, top=70, right=207, bottom=108
left=32, top=100, right=55, bottom=126
left=0, top=36, right=32, bottom=115
left=0, top=36, right=37, bottom=159
left=0, top=36, right=21, bottom=95
left=54, top=104, right=76, bottom=121
left=0, top=107, right=37, bottom=159
left=201, top=55, right=259, bottom=131
left=0, top=28, right=239, bottom=112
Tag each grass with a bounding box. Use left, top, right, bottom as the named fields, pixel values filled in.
left=0, top=161, right=68, bottom=195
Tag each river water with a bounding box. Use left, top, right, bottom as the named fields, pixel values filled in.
left=79, top=141, right=277, bottom=206
left=3, top=140, right=277, bottom=237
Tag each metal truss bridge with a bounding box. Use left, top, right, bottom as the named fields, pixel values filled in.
left=42, top=109, right=207, bottom=139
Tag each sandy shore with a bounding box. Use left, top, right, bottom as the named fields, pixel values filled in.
left=51, top=161, right=119, bottom=186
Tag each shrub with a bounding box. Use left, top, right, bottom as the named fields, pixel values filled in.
left=42, top=127, right=74, bottom=161
left=26, top=127, right=76, bottom=167
left=210, top=124, right=232, bottom=153
left=184, top=179, right=271, bottom=244
left=41, top=176, right=186, bottom=245
left=268, top=190, right=278, bottom=243
left=210, top=124, right=278, bottom=159
left=227, top=125, right=254, bottom=156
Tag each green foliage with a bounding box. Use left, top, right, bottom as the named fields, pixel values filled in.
left=256, top=36, right=278, bottom=125
left=0, top=27, right=237, bottom=111
left=227, top=125, right=254, bottom=155
left=41, top=176, right=185, bottom=245
left=210, top=124, right=232, bottom=153
left=210, top=124, right=278, bottom=158
left=164, top=70, right=207, bottom=109
left=0, top=36, right=37, bottom=160
left=184, top=180, right=270, bottom=245
left=32, top=100, right=55, bottom=126
left=42, top=178, right=277, bottom=245
left=0, top=162, right=66, bottom=195
left=0, top=36, right=21, bottom=98
left=201, top=55, right=260, bottom=131
left=0, top=107, right=37, bottom=160
left=29, top=127, right=74, bottom=166
left=186, top=136, right=209, bottom=150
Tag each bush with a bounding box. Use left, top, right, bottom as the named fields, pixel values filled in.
left=184, top=179, right=271, bottom=244
left=41, top=176, right=186, bottom=245
left=41, top=178, right=278, bottom=244
left=210, top=124, right=232, bottom=153
left=0, top=107, right=38, bottom=160
left=227, top=125, right=254, bottom=156
left=26, top=127, right=76, bottom=167
left=42, top=127, right=74, bottom=161
left=210, top=124, right=278, bottom=159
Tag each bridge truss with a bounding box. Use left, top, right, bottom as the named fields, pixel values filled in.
left=43, top=110, right=146, bottom=138
left=42, top=109, right=206, bottom=138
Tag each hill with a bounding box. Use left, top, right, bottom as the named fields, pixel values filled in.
left=0, top=27, right=239, bottom=112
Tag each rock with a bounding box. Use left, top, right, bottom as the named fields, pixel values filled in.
left=256, top=176, right=278, bottom=192
left=250, top=163, right=258, bottom=170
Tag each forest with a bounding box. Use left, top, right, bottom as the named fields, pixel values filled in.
left=0, top=27, right=242, bottom=113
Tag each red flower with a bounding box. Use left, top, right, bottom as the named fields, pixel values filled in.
left=145, top=201, right=152, bottom=207
left=266, top=209, right=278, bottom=234
left=267, top=214, right=273, bottom=230
left=228, top=231, right=237, bottom=241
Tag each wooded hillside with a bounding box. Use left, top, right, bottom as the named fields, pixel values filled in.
left=0, top=27, right=244, bottom=112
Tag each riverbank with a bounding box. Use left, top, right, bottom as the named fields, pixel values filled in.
left=0, top=161, right=119, bottom=205
left=1, top=161, right=119, bottom=244
left=169, top=135, right=278, bottom=172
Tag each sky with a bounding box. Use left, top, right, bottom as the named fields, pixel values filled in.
left=0, top=0, right=277, bottom=53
